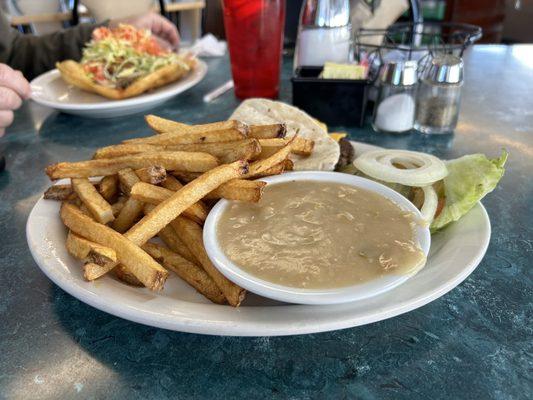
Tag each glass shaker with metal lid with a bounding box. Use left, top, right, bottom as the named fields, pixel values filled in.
left=415, top=55, right=464, bottom=134
left=372, top=60, right=418, bottom=134
left=294, top=0, right=351, bottom=68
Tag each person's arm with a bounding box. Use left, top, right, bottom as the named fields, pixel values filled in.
left=0, top=11, right=106, bottom=80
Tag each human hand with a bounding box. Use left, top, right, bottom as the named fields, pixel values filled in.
left=110, top=12, right=180, bottom=50
left=0, top=64, right=31, bottom=137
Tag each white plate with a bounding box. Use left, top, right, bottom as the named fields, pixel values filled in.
left=29, top=60, right=207, bottom=118
left=26, top=142, right=491, bottom=336
left=204, top=171, right=431, bottom=305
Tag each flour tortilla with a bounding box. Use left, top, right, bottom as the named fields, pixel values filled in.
left=231, top=99, right=340, bottom=171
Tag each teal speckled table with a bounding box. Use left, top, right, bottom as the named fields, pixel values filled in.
left=0, top=45, right=531, bottom=399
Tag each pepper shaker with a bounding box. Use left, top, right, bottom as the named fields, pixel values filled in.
left=372, top=60, right=418, bottom=134
left=415, top=55, right=464, bottom=134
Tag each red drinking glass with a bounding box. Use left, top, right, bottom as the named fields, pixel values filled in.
left=222, top=0, right=286, bottom=99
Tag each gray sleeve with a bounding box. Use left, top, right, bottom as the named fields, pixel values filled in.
left=0, top=10, right=107, bottom=80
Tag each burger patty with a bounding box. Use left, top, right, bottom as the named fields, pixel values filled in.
left=335, top=138, right=355, bottom=170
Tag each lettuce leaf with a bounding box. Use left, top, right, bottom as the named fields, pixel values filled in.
left=430, top=150, right=508, bottom=232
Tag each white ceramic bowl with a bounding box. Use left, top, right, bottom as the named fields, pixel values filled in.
left=204, top=171, right=431, bottom=305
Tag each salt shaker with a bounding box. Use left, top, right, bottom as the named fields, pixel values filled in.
left=415, top=55, right=464, bottom=134
left=295, top=0, right=351, bottom=67
left=372, top=60, right=418, bottom=134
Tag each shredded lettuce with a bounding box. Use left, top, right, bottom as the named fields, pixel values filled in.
left=80, top=29, right=186, bottom=88
left=430, top=150, right=508, bottom=232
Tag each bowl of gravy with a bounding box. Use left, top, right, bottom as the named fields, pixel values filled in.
left=203, top=172, right=431, bottom=305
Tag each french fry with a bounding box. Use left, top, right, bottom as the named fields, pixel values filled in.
left=172, top=158, right=293, bottom=185
left=135, top=166, right=166, bottom=185
left=113, top=197, right=144, bottom=233
left=167, top=139, right=262, bottom=163
left=205, top=180, right=266, bottom=202
left=249, top=124, right=287, bottom=139
left=244, top=138, right=295, bottom=177
left=132, top=179, right=265, bottom=205
left=258, top=137, right=314, bottom=158
left=145, top=114, right=190, bottom=133
left=93, top=143, right=160, bottom=159
left=145, top=115, right=249, bottom=136
left=162, top=175, right=208, bottom=223
left=46, top=151, right=219, bottom=179
left=131, top=182, right=207, bottom=224
left=71, top=178, right=115, bottom=224
left=247, top=158, right=294, bottom=178
left=98, top=175, right=119, bottom=202
left=117, top=168, right=140, bottom=195
left=111, top=197, right=127, bottom=216
left=60, top=203, right=168, bottom=290
left=114, top=264, right=143, bottom=286
left=157, top=224, right=197, bottom=264
left=122, top=129, right=248, bottom=146
left=83, top=262, right=114, bottom=281
left=171, top=216, right=246, bottom=307
left=171, top=171, right=201, bottom=183
left=143, top=242, right=226, bottom=304
left=44, top=184, right=74, bottom=201
left=66, top=231, right=117, bottom=264
left=124, top=160, right=249, bottom=246
left=94, top=139, right=262, bottom=163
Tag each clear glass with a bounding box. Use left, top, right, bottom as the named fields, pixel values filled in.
left=222, top=0, right=286, bottom=99
left=372, top=83, right=417, bottom=134
left=414, top=79, right=463, bottom=134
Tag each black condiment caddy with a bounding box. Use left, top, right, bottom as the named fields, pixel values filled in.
left=292, top=67, right=370, bottom=127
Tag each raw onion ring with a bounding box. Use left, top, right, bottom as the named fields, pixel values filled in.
left=420, top=185, right=438, bottom=224
left=354, top=150, right=448, bottom=186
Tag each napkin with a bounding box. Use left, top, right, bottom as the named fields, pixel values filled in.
left=187, top=34, right=227, bottom=57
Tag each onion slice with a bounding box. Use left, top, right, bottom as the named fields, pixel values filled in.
left=420, top=185, right=438, bottom=224
left=354, top=149, right=448, bottom=186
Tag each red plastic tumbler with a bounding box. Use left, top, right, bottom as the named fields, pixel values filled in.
left=222, top=0, right=286, bottom=99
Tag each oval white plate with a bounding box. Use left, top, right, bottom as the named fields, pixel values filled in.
left=30, top=60, right=207, bottom=118
left=26, top=142, right=491, bottom=336
left=204, top=171, right=431, bottom=305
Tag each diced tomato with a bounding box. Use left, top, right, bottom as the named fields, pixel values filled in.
left=92, top=27, right=111, bottom=41
left=83, top=63, right=105, bottom=82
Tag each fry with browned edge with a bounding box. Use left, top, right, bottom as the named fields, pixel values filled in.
left=71, top=178, right=115, bottom=224
left=66, top=231, right=117, bottom=264
left=93, top=139, right=261, bottom=163
left=172, top=158, right=293, bottom=184
left=44, top=184, right=74, bottom=201
left=98, top=175, right=119, bottom=202
left=205, top=179, right=266, bottom=202
left=258, top=137, right=314, bottom=158
left=135, top=166, right=167, bottom=185
left=46, top=151, right=219, bottom=179
left=249, top=124, right=286, bottom=139
left=145, top=115, right=249, bottom=136
left=123, top=128, right=247, bottom=146
left=143, top=242, right=226, bottom=304
left=60, top=203, right=168, bottom=290
left=171, top=216, right=246, bottom=307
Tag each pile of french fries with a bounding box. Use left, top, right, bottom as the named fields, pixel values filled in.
left=43, top=115, right=315, bottom=307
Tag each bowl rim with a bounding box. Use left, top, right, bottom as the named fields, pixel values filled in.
left=203, top=171, right=431, bottom=305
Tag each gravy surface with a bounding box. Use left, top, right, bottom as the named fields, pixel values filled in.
left=217, top=181, right=425, bottom=289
